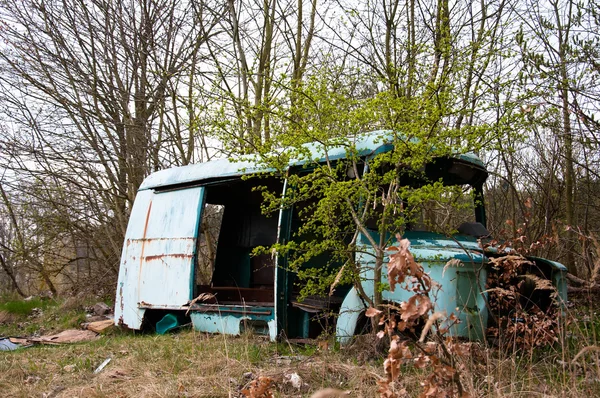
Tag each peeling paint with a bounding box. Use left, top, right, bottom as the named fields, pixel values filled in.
left=115, top=187, right=204, bottom=330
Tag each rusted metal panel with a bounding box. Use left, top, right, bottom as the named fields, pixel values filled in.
left=115, top=190, right=153, bottom=329
left=137, top=187, right=204, bottom=306
left=115, top=187, right=204, bottom=329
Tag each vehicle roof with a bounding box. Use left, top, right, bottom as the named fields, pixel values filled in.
left=139, top=130, right=486, bottom=190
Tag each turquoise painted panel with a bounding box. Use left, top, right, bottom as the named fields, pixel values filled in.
left=137, top=187, right=204, bottom=307
left=114, top=187, right=204, bottom=330
left=115, top=190, right=153, bottom=329
left=338, top=231, right=568, bottom=344
left=336, top=288, right=366, bottom=343
left=190, top=306, right=276, bottom=340
left=337, top=237, right=489, bottom=342
left=139, top=131, right=486, bottom=190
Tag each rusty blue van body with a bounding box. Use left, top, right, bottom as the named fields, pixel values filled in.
left=114, top=131, right=567, bottom=341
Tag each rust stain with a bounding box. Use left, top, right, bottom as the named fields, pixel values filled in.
left=143, top=201, right=153, bottom=237
left=119, top=285, right=124, bottom=313
left=138, top=200, right=153, bottom=297
left=143, top=253, right=193, bottom=261
left=127, top=237, right=195, bottom=242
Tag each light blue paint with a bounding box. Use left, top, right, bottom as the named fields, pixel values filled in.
left=116, top=130, right=566, bottom=344
left=114, top=187, right=204, bottom=329
left=336, top=239, right=488, bottom=343
left=115, top=190, right=153, bottom=329
left=336, top=231, right=569, bottom=344
left=274, top=178, right=289, bottom=337
left=336, top=288, right=366, bottom=343
left=138, top=131, right=486, bottom=190
left=190, top=306, right=277, bottom=340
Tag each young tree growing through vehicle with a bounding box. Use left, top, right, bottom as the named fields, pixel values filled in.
left=240, top=0, right=519, bottom=320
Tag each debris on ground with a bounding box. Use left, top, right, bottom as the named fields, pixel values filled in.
left=8, top=337, right=29, bottom=345
left=24, top=375, right=41, bottom=385
left=309, top=388, right=351, bottom=398
left=284, top=372, right=304, bottom=390
left=83, top=319, right=114, bottom=333
left=29, top=308, right=44, bottom=318
left=0, top=310, right=13, bottom=324
left=274, top=355, right=307, bottom=366
left=85, top=314, right=110, bottom=322
left=91, top=302, right=111, bottom=316
left=93, top=358, right=112, bottom=374
left=63, top=364, right=76, bottom=372
left=41, top=384, right=64, bottom=398
left=101, top=368, right=131, bottom=379
left=26, top=329, right=99, bottom=345
left=0, top=337, right=22, bottom=351
left=240, top=376, right=275, bottom=397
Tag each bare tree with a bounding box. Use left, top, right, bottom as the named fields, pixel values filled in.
left=0, top=0, right=221, bottom=293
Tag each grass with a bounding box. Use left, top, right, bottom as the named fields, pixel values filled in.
left=0, top=297, right=49, bottom=316
left=1, top=294, right=600, bottom=397
left=0, top=330, right=387, bottom=397
left=0, top=296, right=96, bottom=337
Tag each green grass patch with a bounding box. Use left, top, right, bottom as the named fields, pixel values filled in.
left=0, top=298, right=49, bottom=316
left=0, top=296, right=96, bottom=337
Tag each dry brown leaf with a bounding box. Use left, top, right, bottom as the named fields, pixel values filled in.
left=400, top=294, right=432, bottom=323
left=185, top=292, right=216, bottom=315
left=419, top=311, right=446, bottom=343
left=241, top=376, right=274, bottom=398
left=442, top=259, right=462, bottom=278
left=329, top=264, right=346, bottom=296
left=414, top=354, right=430, bottom=369
left=365, top=307, right=383, bottom=318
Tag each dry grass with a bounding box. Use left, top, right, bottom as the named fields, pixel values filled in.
left=2, top=295, right=600, bottom=397
left=0, top=327, right=599, bottom=398
left=0, top=330, right=386, bottom=397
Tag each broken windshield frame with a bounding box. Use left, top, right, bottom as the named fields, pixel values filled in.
left=365, top=156, right=488, bottom=234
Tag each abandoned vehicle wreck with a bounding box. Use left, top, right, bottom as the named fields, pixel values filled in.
left=115, top=131, right=567, bottom=342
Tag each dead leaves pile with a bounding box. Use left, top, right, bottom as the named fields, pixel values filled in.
left=241, top=376, right=274, bottom=398
left=486, top=255, right=561, bottom=350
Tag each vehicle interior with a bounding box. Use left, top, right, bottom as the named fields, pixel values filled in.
left=194, top=176, right=284, bottom=306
